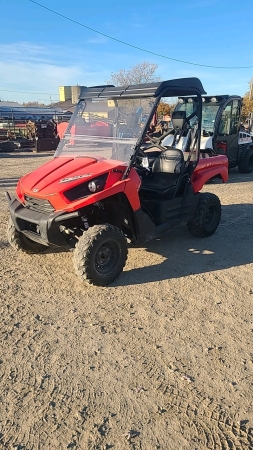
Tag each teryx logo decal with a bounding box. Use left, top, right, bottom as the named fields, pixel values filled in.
left=59, top=173, right=94, bottom=183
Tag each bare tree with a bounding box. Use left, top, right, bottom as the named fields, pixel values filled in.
left=106, top=61, right=161, bottom=86
left=22, top=101, right=46, bottom=107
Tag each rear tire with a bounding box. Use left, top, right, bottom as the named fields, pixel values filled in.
left=7, top=217, right=47, bottom=254
left=73, top=224, right=128, bottom=286
left=0, top=141, right=16, bottom=153
left=238, top=146, right=253, bottom=173
left=187, top=193, right=221, bottom=237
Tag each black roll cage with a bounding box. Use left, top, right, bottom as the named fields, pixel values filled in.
left=76, top=78, right=207, bottom=178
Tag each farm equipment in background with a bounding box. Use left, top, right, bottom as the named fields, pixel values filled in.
left=33, top=119, right=60, bottom=152
left=0, top=118, right=34, bottom=152
left=0, top=118, right=60, bottom=152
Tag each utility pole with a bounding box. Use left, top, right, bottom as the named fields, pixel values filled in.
left=250, top=78, right=253, bottom=100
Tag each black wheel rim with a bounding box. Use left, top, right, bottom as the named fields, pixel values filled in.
left=205, top=205, right=217, bottom=230
left=95, top=240, right=120, bottom=275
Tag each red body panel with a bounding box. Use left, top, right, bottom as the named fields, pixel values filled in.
left=16, top=152, right=227, bottom=216
left=18, top=156, right=141, bottom=212
left=192, top=155, right=228, bottom=192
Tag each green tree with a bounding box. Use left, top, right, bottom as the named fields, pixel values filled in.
left=106, top=61, right=161, bottom=86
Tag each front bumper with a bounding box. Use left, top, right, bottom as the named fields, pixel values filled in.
left=7, top=194, right=80, bottom=247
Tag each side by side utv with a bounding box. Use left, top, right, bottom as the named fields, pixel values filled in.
left=6, top=78, right=228, bottom=286
left=170, top=95, right=253, bottom=173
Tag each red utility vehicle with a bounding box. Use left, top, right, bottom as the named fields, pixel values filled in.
left=6, top=78, right=228, bottom=286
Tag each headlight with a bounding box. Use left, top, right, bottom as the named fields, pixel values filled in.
left=88, top=178, right=108, bottom=193
left=64, top=173, right=108, bottom=201
left=88, top=181, right=98, bottom=192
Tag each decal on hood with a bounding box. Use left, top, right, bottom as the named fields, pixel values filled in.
left=59, top=173, right=94, bottom=184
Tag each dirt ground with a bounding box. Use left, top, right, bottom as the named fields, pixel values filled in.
left=0, top=151, right=253, bottom=450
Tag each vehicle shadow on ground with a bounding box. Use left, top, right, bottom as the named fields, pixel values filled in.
left=227, top=168, right=253, bottom=184
left=116, top=203, right=253, bottom=286
left=207, top=169, right=253, bottom=185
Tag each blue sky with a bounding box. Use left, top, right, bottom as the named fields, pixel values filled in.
left=0, top=0, right=253, bottom=104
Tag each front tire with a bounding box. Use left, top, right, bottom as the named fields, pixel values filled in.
left=187, top=193, right=221, bottom=237
left=73, top=224, right=128, bottom=286
left=238, top=146, right=253, bottom=173
left=7, top=217, right=47, bottom=254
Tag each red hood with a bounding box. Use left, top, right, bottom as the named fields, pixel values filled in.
left=21, top=156, right=98, bottom=193
left=19, top=156, right=127, bottom=199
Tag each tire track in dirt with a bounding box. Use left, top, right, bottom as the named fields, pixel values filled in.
left=0, top=295, right=252, bottom=450
left=0, top=296, right=95, bottom=449
left=1, top=256, right=252, bottom=449
left=132, top=345, right=253, bottom=449
left=0, top=345, right=97, bottom=449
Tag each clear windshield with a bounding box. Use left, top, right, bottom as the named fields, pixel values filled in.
left=202, top=104, right=219, bottom=132
left=55, top=97, right=155, bottom=162
left=175, top=99, right=219, bottom=134
left=175, top=100, right=197, bottom=120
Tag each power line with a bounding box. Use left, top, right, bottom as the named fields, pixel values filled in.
left=28, top=0, right=253, bottom=70
left=0, top=88, right=58, bottom=96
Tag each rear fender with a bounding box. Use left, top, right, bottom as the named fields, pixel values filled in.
left=192, top=155, right=228, bottom=192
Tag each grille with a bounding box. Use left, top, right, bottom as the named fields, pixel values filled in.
left=24, top=195, right=55, bottom=214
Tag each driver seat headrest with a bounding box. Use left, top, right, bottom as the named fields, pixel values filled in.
left=152, top=148, right=184, bottom=174
left=171, top=110, right=186, bottom=130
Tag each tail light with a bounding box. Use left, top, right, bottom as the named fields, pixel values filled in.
left=216, top=141, right=227, bottom=154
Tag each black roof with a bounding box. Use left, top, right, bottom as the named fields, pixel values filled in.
left=79, top=78, right=206, bottom=100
